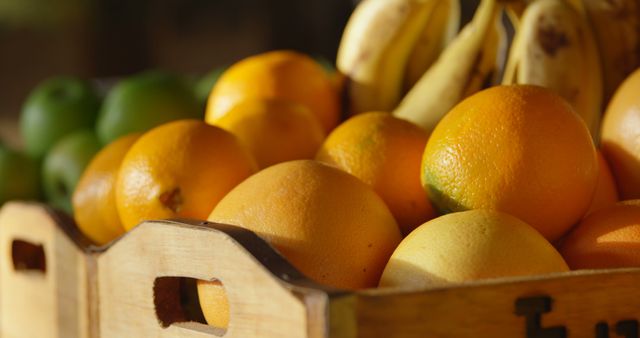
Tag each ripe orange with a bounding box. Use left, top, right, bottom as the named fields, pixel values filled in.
left=380, top=210, right=569, bottom=288
left=585, top=150, right=618, bottom=215
left=316, top=112, right=435, bottom=235
left=206, top=159, right=401, bottom=288
left=422, top=85, right=598, bottom=242
left=72, top=133, right=140, bottom=244
left=601, top=68, right=640, bottom=199
left=116, top=120, right=257, bottom=230
left=213, top=98, right=325, bottom=169
left=205, top=50, right=341, bottom=132
left=196, top=280, right=229, bottom=329
left=560, top=200, right=640, bottom=269
left=198, top=160, right=401, bottom=328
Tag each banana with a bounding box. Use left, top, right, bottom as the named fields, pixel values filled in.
left=403, top=0, right=461, bottom=91
left=463, top=8, right=509, bottom=98
left=337, top=0, right=460, bottom=115
left=503, top=1, right=528, bottom=27
left=502, top=0, right=603, bottom=140
left=581, top=0, right=640, bottom=103
left=392, top=0, right=502, bottom=132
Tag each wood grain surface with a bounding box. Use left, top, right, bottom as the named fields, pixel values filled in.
left=343, top=270, right=640, bottom=337
left=2, top=202, right=640, bottom=338
left=0, top=202, right=94, bottom=338
left=96, top=219, right=333, bottom=338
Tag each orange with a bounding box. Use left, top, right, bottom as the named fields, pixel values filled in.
left=422, top=85, right=598, bottom=242
left=198, top=160, right=401, bottom=328
left=116, top=119, right=257, bottom=230
left=585, top=150, right=619, bottom=215
left=316, top=112, right=435, bottom=235
left=205, top=159, right=401, bottom=288
left=196, top=280, right=229, bottom=329
left=213, top=98, right=325, bottom=169
left=72, top=133, right=140, bottom=245
left=380, top=210, right=569, bottom=288
left=560, top=200, right=640, bottom=269
left=205, top=50, right=341, bottom=132
left=601, top=68, right=640, bottom=199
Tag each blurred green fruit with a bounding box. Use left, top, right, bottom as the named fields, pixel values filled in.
left=42, top=130, right=101, bottom=214
left=195, top=67, right=226, bottom=106
left=20, top=76, right=101, bottom=158
left=97, top=71, right=201, bottom=145
left=314, top=55, right=336, bottom=75
left=0, top=144, right=41, bottom=205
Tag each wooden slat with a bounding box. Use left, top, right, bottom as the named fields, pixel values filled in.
left=0, top=202, right=94, bottom=338
left=4, top=201, right=640, bottom=338
left=339, top=270, right=640, bottom=337
left=96, top=219, right=333, bottom=338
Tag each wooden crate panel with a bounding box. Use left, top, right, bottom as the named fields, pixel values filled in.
left=3, top=202, right=640, bottom=338
left=96, top=220, right=331, bottom=338
left=0, top=202, right=94, bottom=338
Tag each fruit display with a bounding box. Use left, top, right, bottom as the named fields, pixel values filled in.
left=392, top=0, right=503, bottom=132
left=1, top=70, right=203, bottom=217
left=380, top=210, right=569, bottom=288
left=561, top=200, right=640, bottom=269
left=72, top=133, right=140, bottom=245
left=205, top=50, right=341, bottom=133
left=422, top=85, right=598, bottom=242
left=601, top=68, right=640, bottom=199
left=502, top=0, right=603, bottom=138
left=116, top=119, right=257, bottom=231
left=20, top=76, right=101, bottom=159
left=213, top=98, right=326, bottom=169
left=41, top=129, right=102, bottom=214
left=316, top=111, right=435, bottom=235
left=2, top=0, right=640, bottom=336
left=0, top=144, right=41, bottom=205
left=97, top=71, right=201, bottom=145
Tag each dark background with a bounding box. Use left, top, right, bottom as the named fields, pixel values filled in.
left=0, top=0, right=478, bottom=147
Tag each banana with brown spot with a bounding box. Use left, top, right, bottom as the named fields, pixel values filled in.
left=502, top=0, right=603, bottom=141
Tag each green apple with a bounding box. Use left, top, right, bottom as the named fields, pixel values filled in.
left=194, top=67, right=226, bottom=107
left=0, top=144, right=41, bottom=205
left=21, top=77, right=101, bottom=159
left=97, top=71, right=201, bottom=145
left=42, top=130, right=101, bottom=214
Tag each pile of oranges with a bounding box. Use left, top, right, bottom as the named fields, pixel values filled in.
left=69, top=50, right=640, bottom=328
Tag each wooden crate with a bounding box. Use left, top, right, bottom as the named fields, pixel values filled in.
left=1, top=201, right=640, bottom=338
left=0, top=202, right=95, bottom=338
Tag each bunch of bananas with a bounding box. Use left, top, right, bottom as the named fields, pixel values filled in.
left=337, top=0, right=640, bottom=137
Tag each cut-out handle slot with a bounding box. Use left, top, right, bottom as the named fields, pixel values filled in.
left=11, top=239, right=46, bottom=273
left=153, top=276, right=226, bottom=336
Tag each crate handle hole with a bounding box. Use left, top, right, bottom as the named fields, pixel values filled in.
left=11, top=240, right=46, bottom=273
left=153, top=276, right=227, bottom=336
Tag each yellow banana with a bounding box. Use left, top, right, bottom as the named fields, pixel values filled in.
left=336, top=0, right=459, bottom=115
left=502, top=0, right=603, bottom=140
left=503, top=0, right=581, bottom=31
left=581, top=0, right=640, bottom=103
left=393, top=0, right=501, bottom=132
left=403, top=0, right=461, bottom=91
left=463, top=8, right=508, bottom=98
left=503, top=0, right=528, bottom=27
